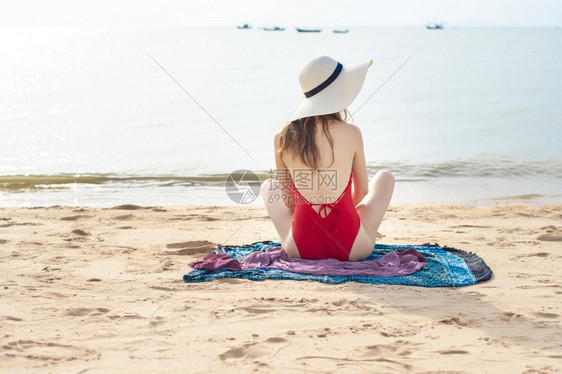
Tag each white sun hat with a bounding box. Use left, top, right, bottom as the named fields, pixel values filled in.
left=290, top=56, right=373, bottom=122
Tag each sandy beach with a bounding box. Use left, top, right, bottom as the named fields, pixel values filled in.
left=0, top=203, right=561, bottom=373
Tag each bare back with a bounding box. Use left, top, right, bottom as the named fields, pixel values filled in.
left=275, top=119, right=369, bottom=208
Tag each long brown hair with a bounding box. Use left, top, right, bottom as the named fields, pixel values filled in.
left=278, top=110, right=349, bottom=170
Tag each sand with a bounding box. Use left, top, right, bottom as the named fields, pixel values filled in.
left=0, top=203, right=561, bottom=373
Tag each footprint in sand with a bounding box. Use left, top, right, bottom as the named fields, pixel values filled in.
left=296, top=340, right=419, bottom=370
left=478, top=336, right=510, bottom=347
left=149, top=316, right=166, bottom=327
left=107, top=312, right=143, bottom=320
left=60, top=215, right=93, bottom=221
left=219, top=342, right=261, bottom=360
left=537, top=226, right=562, bottom=242
left=164, top=240, right=216, bottom=255
left=64, top=307, right=110, bottom=317
left=498, top=311, right=523, bottom=322
left=2, top=339, right=100, bottom=362
left=168, top=214, right=218, bottom=222
left=219, top=336, right=288, bottom=361
left=71, top=229, right=89, bottom=236
left=533, top=311, right=559, bottom=319
left=530, top=252, right=550, bottom=257
left=219, top=342, right=271, bottom=361
left=1, top=315, right=23, bottom=322
left=114, top=214, right=135, bottom=221
left=378, top=325, right=421, bottom=338
left=0, top=222, right=40, bottom=228
left=510, top=252, right=550, bottom=261
left=436, top=349, right=469, bottom=355
left=167, top=216, right=192, bottom=221
left=329, top=299, right=384, bottom=314
left=436, top=317, right=467, bottom=327
left=264, top=337, right=288, bottom=343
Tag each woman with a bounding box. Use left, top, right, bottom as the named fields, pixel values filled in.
left=261, top=56, right=395, bottom=262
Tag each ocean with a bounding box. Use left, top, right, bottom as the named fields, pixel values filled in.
left=1, top=26, right=561, bottom=207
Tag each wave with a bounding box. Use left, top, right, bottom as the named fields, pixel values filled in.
left=1, top=158, right=560, bottom=192
left=0, top=173, right=271, bottom=192
left=367, top=158, right=562, bottom=178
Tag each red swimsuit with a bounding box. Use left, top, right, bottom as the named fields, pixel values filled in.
left=291, top=174, right=361, bottom=261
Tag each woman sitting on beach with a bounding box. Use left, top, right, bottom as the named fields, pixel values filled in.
left=261, top=56, right=395, bottom=262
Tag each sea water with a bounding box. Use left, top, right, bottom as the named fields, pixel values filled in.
left=0, top=26, right=561, bottom=206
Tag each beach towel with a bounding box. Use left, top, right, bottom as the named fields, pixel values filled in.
left=183, top=241, right=492, bottom=287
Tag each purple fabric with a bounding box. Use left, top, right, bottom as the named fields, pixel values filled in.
left=190, top=253, right=242, bottom=271
left=189, top=246, right=427, bottom=277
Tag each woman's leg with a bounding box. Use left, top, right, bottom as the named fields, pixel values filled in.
left=261, top=179, right=299, bottom=257
left=350, top=170, right=395, bottom=259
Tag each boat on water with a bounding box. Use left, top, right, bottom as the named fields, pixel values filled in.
left=237, top=23, right=251, bottom=29
left=333, top=29, right=349, bottom=33
left=263, top=26, right=285, bottom=31
left=426, top=22, right=444, bottom=30
left=296, top=28, right=321, bottom=33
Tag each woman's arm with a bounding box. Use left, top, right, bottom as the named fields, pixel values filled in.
left=350, top=126, right=369, bottom=206
left=273, top=132, right=295, bottom=211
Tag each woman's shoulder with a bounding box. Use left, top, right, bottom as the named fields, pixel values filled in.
left=273, top=130, right=283, bottom=147
left=332, top=120, right=363, bottom=138
left=274, top=124, right=290, bottom=140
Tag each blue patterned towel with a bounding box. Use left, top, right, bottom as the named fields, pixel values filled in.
left=183, top=241, right=492, bottom=287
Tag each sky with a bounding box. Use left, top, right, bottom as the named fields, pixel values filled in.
left=1, top=0, right=561, bottom=28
